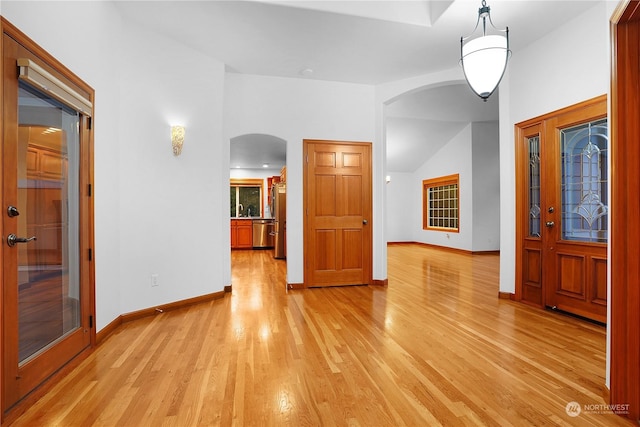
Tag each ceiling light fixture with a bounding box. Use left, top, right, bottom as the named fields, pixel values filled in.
left=460, top=0, right=510, bottom=101
left=299, top=68, right=314, bottom=77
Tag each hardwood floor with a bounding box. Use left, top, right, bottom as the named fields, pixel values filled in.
left=8, top=244, right=633, bottom=426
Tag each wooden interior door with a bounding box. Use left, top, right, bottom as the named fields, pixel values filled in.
left=2, top=24, right=94, bottom=415
left=516, top=96, right=608, bottom=324
left=303, top=140, right=372, bottom=287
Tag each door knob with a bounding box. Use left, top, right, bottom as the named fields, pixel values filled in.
left=7, top=234, right=37, bottom=247
left=545, top=221, right=555, bottom=227
left=363, top=219, right=368, bottom=225
left=7, top=206, right=19, bottom=217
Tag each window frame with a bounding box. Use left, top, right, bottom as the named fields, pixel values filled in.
left=230, top=178, right=264, bottom=218
left=422, top=174, right=460, bottom=232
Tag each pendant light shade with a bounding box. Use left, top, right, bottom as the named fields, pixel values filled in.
left=460, top=1, right=510, bottom=101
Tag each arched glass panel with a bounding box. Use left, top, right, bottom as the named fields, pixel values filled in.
left=560, top=118, right=608, bottom=243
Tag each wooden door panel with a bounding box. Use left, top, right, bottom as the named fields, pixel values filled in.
left=315, top=175, right=337, bottom=216
left=556, top=253, right=585, bottom=297
left=342, top=229, right=363, bottom=269
left=314, top=151, right=337, bottom=168
left=522, top=246, right=543, bottom=306
left=524, top=248, right=541, bottom=284
left=591, top=257, right=607, bottom=306
left=342, top=175, right=363, bottom=215
left=315, top=216, right=363, bottom=229
left=552, top=246, right=607, bottom=322
left=342, top=151, right=362, bottom=168
left=315, top=230, right=337, bottom=271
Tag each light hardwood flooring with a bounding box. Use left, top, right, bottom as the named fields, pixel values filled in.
left=9, top=244, right=634, bottom=426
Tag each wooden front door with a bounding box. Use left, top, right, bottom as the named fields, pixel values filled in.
left=303, top=140, right=372, bottom=287
left=2, top=23, right=95, bottom=414
left=516, top=96, right=607, bottom=324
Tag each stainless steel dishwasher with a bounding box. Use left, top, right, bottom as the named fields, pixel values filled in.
left=252, top=219, right=274, bottom=248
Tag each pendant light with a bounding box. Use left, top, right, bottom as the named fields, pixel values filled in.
left=460, top=0, right=510, bottom=101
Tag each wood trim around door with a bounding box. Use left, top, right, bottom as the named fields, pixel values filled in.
left=610, top=0, right=640, bottom=420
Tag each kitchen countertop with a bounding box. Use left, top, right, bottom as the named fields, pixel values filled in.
left=231, top=217, right=274, bottom=220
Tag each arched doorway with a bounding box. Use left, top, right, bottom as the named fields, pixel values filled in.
left=229, top=133, right=287, bottom=280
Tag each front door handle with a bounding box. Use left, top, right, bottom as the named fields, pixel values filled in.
left=7, top=234, right=37, bottom=247
left=545, top=221, right=555, bottom=228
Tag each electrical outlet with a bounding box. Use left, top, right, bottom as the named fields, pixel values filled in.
left=151, top=274, right=159, bottom=287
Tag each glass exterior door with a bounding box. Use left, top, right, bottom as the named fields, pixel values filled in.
left=3, top=30, right=94, bottom=413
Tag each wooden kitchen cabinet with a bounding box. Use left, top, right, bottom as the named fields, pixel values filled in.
left=231, top=219, right=253, bottom=249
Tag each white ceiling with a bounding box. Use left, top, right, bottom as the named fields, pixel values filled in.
left=386, top=83, right=498, bottom=171
left=230, top=134, right=286, bottom=170
left=114, top=0, right=602, bottom=171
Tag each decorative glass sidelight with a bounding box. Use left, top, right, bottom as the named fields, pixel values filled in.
left=561, top=118, right=608, bottom=243
left=528, top=135, right=541, bottom=238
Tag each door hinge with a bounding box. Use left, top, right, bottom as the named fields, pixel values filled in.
left=88, top=248, right=93, bottom=261
left=89, top=315, right=93, bottom=328
left=88, top=183, right=92, bottom=197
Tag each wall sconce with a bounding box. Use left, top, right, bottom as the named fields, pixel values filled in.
left=460, top=0, right=510, bottom=101
left=171, top=125, right=185, bottom=156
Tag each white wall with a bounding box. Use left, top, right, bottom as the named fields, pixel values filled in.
left=498, top=1, right=614, bottom=295
left=414, top=124, right=473, bottom=250
left=385, top=172, right=414, bottom=242
left=472, top=121, right=500, bottom=252
left=385, top=120, right=500, bottom=251
left=2, top=1, right=228, bottom=327
left=117, top=25, right=226, bottom=314
left=225, top=74, right=376, bottom=285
